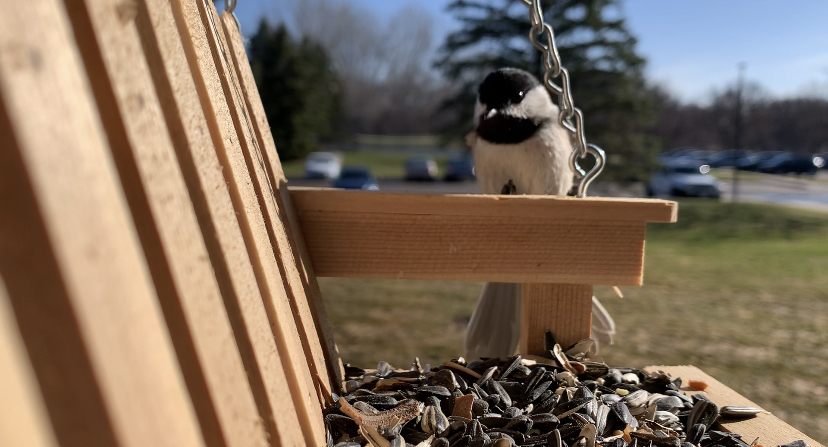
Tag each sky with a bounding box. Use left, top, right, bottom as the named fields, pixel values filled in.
left=225, top=0, right=828, bottom=103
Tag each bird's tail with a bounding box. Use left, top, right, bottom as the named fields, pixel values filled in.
left=591, top=296, right=616, bottom=352
left=464, top=282, right=521, bottom=360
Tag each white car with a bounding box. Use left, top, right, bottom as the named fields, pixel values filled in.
left=647, top=161, right=720, bottom=199
left=304, top=152, right=342, bottom=179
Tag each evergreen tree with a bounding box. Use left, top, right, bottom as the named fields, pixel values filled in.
left=436, top=0, right=659, bottom=181
left=248, top=20, right=344, bottom=161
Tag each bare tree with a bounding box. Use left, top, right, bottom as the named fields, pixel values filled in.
left=284, top=0, right=449, bottom=135
left=651, top=81, right=828, bottom=154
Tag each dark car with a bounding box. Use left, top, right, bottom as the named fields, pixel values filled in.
left=706, top=149, right=751, bottom=168
left=444, top=155, right=476, bottom=181
left=332, top=166, right=379, bottom=190
left=666, top=149, right=715, bottom=165
left=757, top=153, right=821, bottom=175
left=404, top=157, right=438, bottom=181
left=657, top=147, right=702, bottom=164
left=736, top=151, right=784, bottom=171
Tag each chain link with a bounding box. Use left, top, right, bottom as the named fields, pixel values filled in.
left=519, top=0, right=606, bottom=197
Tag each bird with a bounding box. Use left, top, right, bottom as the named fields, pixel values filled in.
left=463, top=67, right=615, bottom=360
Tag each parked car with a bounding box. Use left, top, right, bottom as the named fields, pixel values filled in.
left=657, top=148, right=697, bottom=164
left=668, top=149, right=715, bottom=165
left=404, top=157, right=438, bottom=181
left=444, top=155, right=476, bottom=181
left=332, top=166, right=379, bottom=190
left=735, top=151, right=784, bottom=171
left=647, top=161, right=720, bottom=199
left=757, top=153, right=822, bottom=175
left=706, top=149, right=752, bottom=168
left=304, top=152, right=342, bottom=179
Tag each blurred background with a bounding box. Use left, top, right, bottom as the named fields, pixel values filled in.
left=219, top=0, right=828, bottom=441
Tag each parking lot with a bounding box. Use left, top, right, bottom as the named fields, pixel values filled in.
left=289, top=170, right=828, bottom=213
left=718, top=170, right=828, bottom=212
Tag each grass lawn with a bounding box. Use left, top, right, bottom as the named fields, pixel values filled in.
left=280, top=151, right=451, bottom=179
left=710, top=167, right=828, bottom=184
left=318, top=200, right=828, bottom=443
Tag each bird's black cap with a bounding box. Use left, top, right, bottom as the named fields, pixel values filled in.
left=477, top=68, right=541, bottom=110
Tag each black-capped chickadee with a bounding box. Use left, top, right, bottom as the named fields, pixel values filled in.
left=464, top=67, right=615, bottom=360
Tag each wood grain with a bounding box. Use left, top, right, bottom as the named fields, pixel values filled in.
left=220, top=11, right=338, bottom=403
left=0, top=1, right=204, bottom=444
left=0, top=277, right=58, bottom=447
left=178, top=0, right=325, bottom=443
left=133, top=0, right=299, bottom=445
left=169, top=0, right=308, bottom=444
left=645, top=365, right=823, bottom=447
left=290, top=187, right=678, bottom=223
left=520, top=284, right=593, bottom=354
left=295, top=209, right=648, bottom=285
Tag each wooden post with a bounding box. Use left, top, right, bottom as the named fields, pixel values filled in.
left=520, top=284, right=593, bottom=354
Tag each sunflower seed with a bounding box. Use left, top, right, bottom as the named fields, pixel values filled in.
left=720, top=406, right=762, bottom=418
left=687, top=399, right=719, bottom=430
left=422, top=405, right=449, bottom=436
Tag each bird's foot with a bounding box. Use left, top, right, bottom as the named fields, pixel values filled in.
left=501, top=179, right=517, bottom=195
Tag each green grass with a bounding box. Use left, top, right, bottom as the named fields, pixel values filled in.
left=281, top=151, right=450, bottom=179
left=318, top=200, right=828, bottom=442
left=710, top=168, right=828, bottom=184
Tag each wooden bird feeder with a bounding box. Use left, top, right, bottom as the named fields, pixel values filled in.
left=0, top=1, right=821, bottom=447
left=289, top=188, right=676, bottom=353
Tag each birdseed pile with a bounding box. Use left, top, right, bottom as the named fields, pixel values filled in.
left=323, top=339, right=806, bottom=447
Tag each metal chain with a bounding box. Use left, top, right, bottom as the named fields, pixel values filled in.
left=223, top=0, right=242, bottom=36
left=517, top=0, right=606, bottom=197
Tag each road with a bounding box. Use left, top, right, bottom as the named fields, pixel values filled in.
left=718, top=171, right=828, bottom=213
left=288, top=171, right=828, bottom=213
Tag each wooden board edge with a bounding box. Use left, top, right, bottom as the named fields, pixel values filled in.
left=184, top=1, right=326, bottom=443
left=645, top=365, right=823, bottom=447
left=0, top=276, right=58, bottom=447
left=289, top=187, right=678, bottom=223
left=218, top=11, right=341, bottom=401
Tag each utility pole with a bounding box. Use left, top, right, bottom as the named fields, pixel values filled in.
left=732, top=62, right=746, bottom=203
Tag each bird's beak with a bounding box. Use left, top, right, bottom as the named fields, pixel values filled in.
left=482, top=108, right=498, bottom=120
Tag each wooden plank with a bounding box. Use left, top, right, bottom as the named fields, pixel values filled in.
left=295, top=209, right=648, bottom=285
left=0, top=276, right=58, bottom=447
left=163, top=0, right=308, bottom=443
left=645, top=365, right=823, bottom=447
left=0, top=1, right=204, bottom=445
left=290, top=188, right=678, bottom=223
left=203, top=0, right=331, bottom=426
left=220, top=11, right=343, bottom=397
left=520, top=284, right=593, bottom=354
left=56, top=0, right=280, bottom=445
left=279, top=186, right=348, bottom=393
left=176, top=0, right=326, bottom=443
